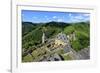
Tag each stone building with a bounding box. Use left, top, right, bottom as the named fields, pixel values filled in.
left=55, top=32, right=69, bottom=46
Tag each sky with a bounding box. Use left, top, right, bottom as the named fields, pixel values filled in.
left=22, top=10, right=90, bottom=23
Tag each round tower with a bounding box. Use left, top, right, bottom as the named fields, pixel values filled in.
left=42, top=32, right=45, bottom=44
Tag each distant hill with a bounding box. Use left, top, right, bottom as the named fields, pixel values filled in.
left=45, top=21, right=70, bottom=27
left=22, top=22, right=37, bottom=36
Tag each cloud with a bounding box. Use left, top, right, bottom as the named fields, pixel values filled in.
left=68, top=13, right=90, bottom=23
left=69, top=13, right=72, bottom=17
left=53, top=16, right=57, bottom=19
left=83, top=14, right=90, bottom=17
left=74, top=15, right=84, bottom=20
left=45, top=16, right=48, bottom=18
left=57, top=19, right=63, bottom=22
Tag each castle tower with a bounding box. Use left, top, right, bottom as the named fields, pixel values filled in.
left=42, top=32, right=45, bottom=44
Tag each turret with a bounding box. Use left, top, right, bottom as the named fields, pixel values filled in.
left=42, top=32, right=45, bottom=44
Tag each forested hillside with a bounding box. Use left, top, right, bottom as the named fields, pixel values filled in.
left=22, top=21, right=90, bottom=52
